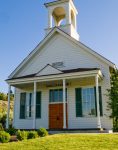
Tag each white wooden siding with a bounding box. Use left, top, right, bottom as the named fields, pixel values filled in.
left=13, top=77, right=112, bottom=130
left=14, top=34, right=110, bottom=80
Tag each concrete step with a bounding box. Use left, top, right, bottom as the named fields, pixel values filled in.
left=48, top=129, right=112, bottom=134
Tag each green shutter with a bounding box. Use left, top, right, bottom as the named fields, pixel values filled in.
left=29, top=93, right=32, bottom=118
left=36, top=92, right=41, bottom=118
left=94, top=86, right=103, bottom=116
left=20, top=93, right=26, bottom=119
left=94, top=87, right=97, bottom=116
left=99, top=86, right=103, bottom=116
left=75, top=88, right=82, bottom=117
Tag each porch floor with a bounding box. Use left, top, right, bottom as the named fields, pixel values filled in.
left=48, top=129, right=112, bottom=134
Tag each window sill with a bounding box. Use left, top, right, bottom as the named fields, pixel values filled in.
left=76, top=116, right=97, bottom=118
left=19, top=118, right=33, bottom=120
left=19, top=118, right=41, bottom=120
left=49, top=102, right=67, bottom=104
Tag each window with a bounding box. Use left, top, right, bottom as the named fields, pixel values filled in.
left=52, top=62, right=64, bottom=68
left=49, top=89, right=67, bottom=102
left=20, top=93, right=26, bottom=119
left=20, top=92, right=42, bottom=119
left=76, top=87, right=103, bottom=117
left=82, top=88, right=96, bottom=117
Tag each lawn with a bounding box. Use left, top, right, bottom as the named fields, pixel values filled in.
left=0, top=134, right=118, bottom=150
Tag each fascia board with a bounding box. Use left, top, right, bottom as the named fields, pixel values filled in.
left=7, top=70, right=100, bottom=85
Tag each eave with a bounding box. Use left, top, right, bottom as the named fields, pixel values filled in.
left=6, top=69, right=103, bottom=86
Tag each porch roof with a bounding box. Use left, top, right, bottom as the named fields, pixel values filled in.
left=7, top=68, right=99, bottom=80
left=6, top=68, right=103, bottom=86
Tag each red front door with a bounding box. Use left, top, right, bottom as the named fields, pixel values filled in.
left=49, top=103, right=68, bottom=129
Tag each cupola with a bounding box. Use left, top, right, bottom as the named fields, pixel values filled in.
left=44, top=0, right=80, bottom=40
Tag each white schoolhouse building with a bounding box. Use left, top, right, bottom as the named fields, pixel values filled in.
left=6, top=0, right=116, bottom=130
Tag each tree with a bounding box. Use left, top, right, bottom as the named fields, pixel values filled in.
left=0, top=91, right=14, bottom=101
left=107, top=69, right=118, bottom=131
left=0, top=93, right=7, bottom=101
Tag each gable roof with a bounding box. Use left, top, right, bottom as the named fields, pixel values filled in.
left=44, top=0, right=69, bottom=7
left=8, top=27, right=116, bottom=79
left=36, top=64, right=63, bottom=76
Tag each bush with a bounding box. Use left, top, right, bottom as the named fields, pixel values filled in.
left=27, top=131, right=38, bottom=139
left=0, top=131, right=10, bottom=143
left=0, top=123, right=4, bottom=131
left=0, top=112, right=7, bottom=128
left=6, top=127, right=17, bottom=136
left=37, top=128, right=48, bottom=137
left=16, top=130, right=27, bottom=141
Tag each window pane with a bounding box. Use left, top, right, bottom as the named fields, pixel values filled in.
left=20, top=93, right=26, bottom=119
left=59, top=89, right=63, bottom=102
left=25, top=93, right=33, bottom=118
left=82, top=87, right=95, bottom=117
left=54, top=90, right=58, bottom=102
left=82, top=89, right=86, bottom=95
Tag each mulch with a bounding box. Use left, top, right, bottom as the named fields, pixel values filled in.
left=10, top=136, right=18, bottom=142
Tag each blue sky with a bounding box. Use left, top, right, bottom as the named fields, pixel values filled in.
left=0, top=0, right=118, bottom=93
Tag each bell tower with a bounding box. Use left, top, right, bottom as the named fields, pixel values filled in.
left=44, top=0, right=80, bottom=41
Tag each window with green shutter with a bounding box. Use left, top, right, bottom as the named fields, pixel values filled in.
left=76, top=87, right=98, bottom=117
left=36, top=92, right=41, bottom=118
left=20, top=93, right=26, bottom=119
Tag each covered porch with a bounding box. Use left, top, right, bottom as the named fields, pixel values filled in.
left=6, top=68, right=103, bottom=130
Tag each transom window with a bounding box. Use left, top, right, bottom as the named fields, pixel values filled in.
left=82, top=88, right=96, bottom=117
left=49, top=89, right=67, bottom=103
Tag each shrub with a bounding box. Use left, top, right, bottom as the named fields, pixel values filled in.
left=27, top=131, right=38, bottom=139
left=37, top=128, right=48, bottom=137
left=0, top=123, right=4, bottom=131
left=0, top=112, right=7, bottom=128
left=16, top=130, right=28, bottom=141
left=6, top=127, right=17, bottom=136
left=0, top=131, right=10, bottom=143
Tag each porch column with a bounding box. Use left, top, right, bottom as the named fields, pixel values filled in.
left=63, top=79, right=66, bottom=129
left=48, top=11, right=52, bottom=28
left=95, top=75, right=102, bottom=129
left=6, top=85, right=11, bottom=129
left=33, top=81, right=37, bottom=129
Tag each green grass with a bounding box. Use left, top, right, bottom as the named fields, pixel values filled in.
left=0, top=134, right=118, bottom=150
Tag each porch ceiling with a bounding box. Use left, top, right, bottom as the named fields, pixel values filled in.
left=12, top=76, right=100, bottom=90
